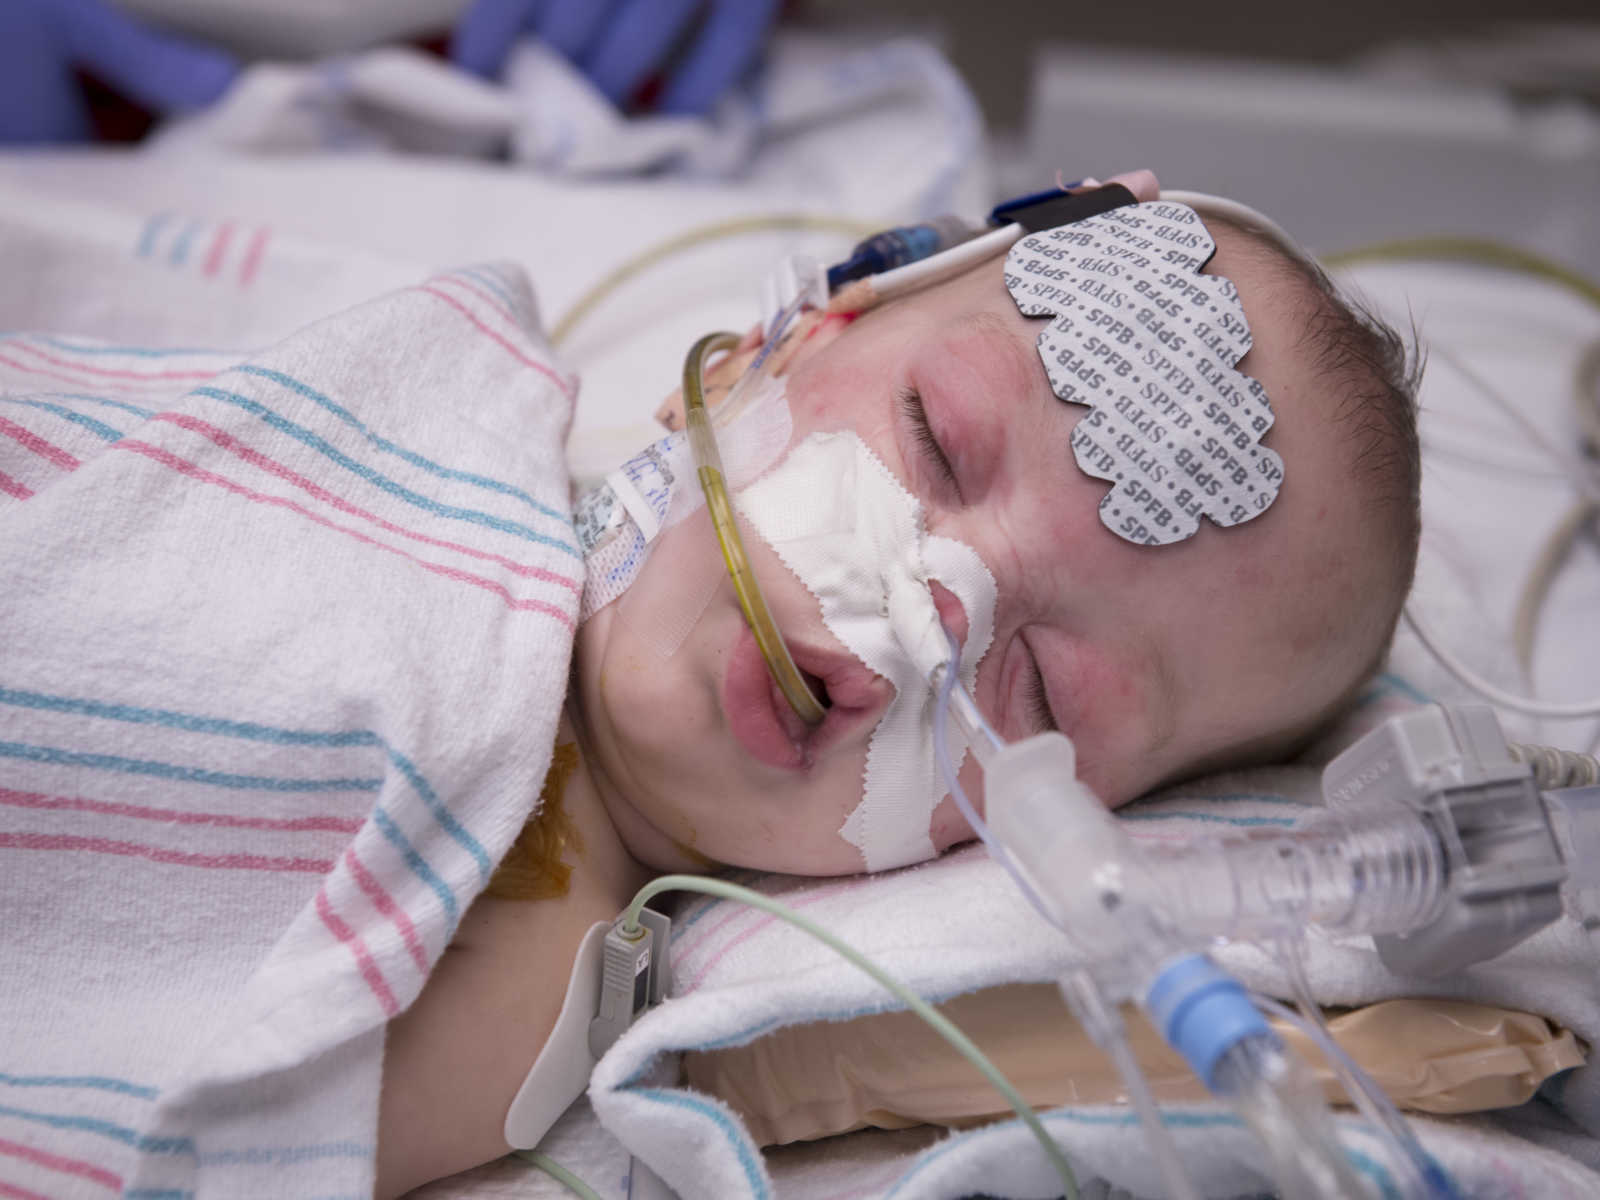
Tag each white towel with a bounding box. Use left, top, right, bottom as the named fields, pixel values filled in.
left=0, top=183, right=579, bottom=1198
left=148, top=31, right=983, bottom=211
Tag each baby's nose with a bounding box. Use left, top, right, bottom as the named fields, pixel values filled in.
left=929, top=580, right=969, bottom=655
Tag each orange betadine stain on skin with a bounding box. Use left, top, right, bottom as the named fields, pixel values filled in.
left=485, top=743, right=584, bottom=901
left=668, top=828, right=720, bottom=872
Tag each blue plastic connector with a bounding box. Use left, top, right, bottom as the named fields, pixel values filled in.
left=824, top=218, right=972, bottom=291
left=1144, top=953, right=1272, bottom=1091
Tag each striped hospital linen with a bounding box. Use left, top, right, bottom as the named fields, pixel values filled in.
left=0, top=263, right=580, bottom=1199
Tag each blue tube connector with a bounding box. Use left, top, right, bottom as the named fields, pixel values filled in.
left=1145, top=953, right=1273, bottom=1092
left=824, top=216, right=973, bottom=291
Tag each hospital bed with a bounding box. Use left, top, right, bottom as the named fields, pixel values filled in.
left=3, top=26, right=1599, bottom=1200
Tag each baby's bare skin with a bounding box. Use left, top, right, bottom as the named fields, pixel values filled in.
left=375, top=718, right=649, bottom=1198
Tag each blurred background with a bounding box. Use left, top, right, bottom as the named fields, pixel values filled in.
left=814, top=1, right=1600, bottom=277
left=805, top=0, right=1600, bottom=127
left=31, top=0, right=1594, bottom=277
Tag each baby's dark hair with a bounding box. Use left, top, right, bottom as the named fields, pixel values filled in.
left=1202, top=208, right=1424, bottom=670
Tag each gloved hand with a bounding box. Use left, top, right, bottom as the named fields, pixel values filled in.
left=0, top=0, right=238, bottom=143
left=452, top=0, right=781, bottom=116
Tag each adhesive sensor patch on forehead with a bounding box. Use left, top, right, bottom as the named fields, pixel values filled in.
left=1005, top=200, right=1284, bottom=546
left=738, top=431, right=996, bottom=872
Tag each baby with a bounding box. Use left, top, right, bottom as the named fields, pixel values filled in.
left=375, top=199, right=1422, bottom=1194
left=0, top=189, right=1418, bottom=1200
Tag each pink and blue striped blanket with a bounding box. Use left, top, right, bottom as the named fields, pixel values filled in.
left=0, top=215, right=580, bottom=1199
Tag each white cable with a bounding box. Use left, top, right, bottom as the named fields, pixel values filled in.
left=1403, top=603, right=1600, bottom=718
left=1329, top=264, right=1600, bottom=726
left=1429, top=346, right=1600, bottom=507
left=1159, top=190, right=1309, bottom=265
left=1513, top=501, right=1598, bottom=673
left=624, top=875, right=1082, bottom=1198
left=867, top=223, right=1025, bottom=303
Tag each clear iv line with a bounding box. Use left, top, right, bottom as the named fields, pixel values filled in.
left=930, top=627, right=1054, bottom=921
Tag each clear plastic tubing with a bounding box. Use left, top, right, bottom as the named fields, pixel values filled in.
left=1211, top=1033, right=1369, bottom=1200
left=987, top=734, right=1449, bottom=951
left=1142, top=806, right=1448, bottom=943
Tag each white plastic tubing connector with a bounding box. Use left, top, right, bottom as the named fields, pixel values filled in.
left=985, top=732, right=1176, bottom=977
left=986, top=728, right=1455, bottom=972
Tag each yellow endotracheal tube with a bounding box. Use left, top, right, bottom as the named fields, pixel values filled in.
left=681, top=327, right=828, bottom=726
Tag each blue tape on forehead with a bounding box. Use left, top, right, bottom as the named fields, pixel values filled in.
left=1004, top=201, right=1284, bottom=546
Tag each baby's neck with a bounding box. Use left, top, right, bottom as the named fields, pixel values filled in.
left=544, top=711, right=656, bottom=913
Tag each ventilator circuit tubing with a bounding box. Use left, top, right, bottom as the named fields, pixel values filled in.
left=929, top=641, right=1203, bottom=1197
left=932, top=650, right=1457, bottom=947
left=930, top=642, right=1463, bottom=1198
left=1254, top=988, right=1459, bottom=1200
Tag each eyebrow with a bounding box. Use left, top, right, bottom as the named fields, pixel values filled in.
left=934, top=310, right=1062, bottom=432
left=955, top=311, right=1047, bottom=405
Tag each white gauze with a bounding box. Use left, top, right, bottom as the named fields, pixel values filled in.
left=737, top=431, right=996, bottom=872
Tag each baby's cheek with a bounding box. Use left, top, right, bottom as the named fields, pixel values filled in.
left=783, top=353, right=896, bottom=442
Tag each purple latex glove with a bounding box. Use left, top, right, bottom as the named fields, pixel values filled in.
left=0, top=0, right=238, bottom=143
left=452, top=0, right=781, bottom=115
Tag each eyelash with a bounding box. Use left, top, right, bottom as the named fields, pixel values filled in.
left=898, top=387, right=959, bottom=495
left=1023, top=660, right=1054, bottom=733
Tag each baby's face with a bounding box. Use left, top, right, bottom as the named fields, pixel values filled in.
left=574, top=224, right=1393, bottom=875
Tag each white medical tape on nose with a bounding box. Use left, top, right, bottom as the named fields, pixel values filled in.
left=1005, top=200, right=1284, bottom=546
left=738, top=431, right=996, bottom=872
left=577, top=375, right=792, bottom=622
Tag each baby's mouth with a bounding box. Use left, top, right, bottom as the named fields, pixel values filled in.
left=771, top=669, right=832, bottom=750
left=724, top=629, right=886, bottom=772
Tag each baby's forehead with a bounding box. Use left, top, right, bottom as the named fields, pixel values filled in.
left=930, top=306, right=1043, bottom=379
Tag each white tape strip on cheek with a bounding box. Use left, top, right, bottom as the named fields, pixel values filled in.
left=737, top=432, right=997, bottom=872
left=1005, top=200, right=1284, bottom=546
